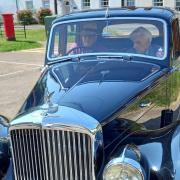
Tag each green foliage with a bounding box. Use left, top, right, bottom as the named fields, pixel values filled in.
left=145, top=71, right=180, bottom=106
left=17, top=10, right=35, bottom=25
left=37, top=8, right=52, bottom=24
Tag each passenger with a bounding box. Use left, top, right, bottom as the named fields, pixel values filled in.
left=128, top=27, right=164, bottom=58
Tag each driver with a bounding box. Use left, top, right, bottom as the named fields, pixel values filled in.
left=81, top=27, right=98, bottom=49
left=68, top=22, right=105, bottom=54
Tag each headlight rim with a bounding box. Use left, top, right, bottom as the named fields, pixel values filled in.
left=103, top=157, right=145, bottom=180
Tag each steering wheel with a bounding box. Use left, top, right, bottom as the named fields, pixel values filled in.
left=67, top=46, right=89, bottom=55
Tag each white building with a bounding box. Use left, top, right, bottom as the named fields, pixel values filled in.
left=0, top=0, right=180, bottom=16
left=0, top=0, right=55, bottom=15
left=72, top=0, right=178, bottom=11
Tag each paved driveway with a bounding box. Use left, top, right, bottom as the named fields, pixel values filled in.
left=0, top=48, right=45, bottom=120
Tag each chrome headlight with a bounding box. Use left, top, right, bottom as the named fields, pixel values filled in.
left=103, top=144, right=145, bottom=180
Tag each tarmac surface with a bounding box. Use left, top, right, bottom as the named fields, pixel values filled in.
left=0, top=47, right=45, bottom=120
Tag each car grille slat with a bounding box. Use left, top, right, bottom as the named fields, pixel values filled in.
left=21, top=130, right=27, bottom=179
left=31, top=129, right=38, bottom=179
left=42, top=130, right=49, bottom=180
left=52, top=130, right=58, bottom=180
left=88, top=135, right=93, bottom=180
left=34, top=130, right=44, bottom=180
left=62, top=130, right=68, bottom=179
left=46, top=130, right=54, bottom=179
left=16, top=130, right=23, bottom=179
left=10, top=128, right=94, bottom=180
left=77, top=133, right=83, bottom=180
left=83, top=134, right=88, bottom=180
left=57, top=130, right=63, bottom=179
left=25, top=129, right=35, bottom=179
left=67, top=131, right=73, bottom=180
left=72, top=132, right=78, bottom=180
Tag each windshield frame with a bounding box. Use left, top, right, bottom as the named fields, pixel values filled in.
left=47, top=17, right=168, bottom=62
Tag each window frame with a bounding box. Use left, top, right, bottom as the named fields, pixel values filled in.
left=153, top=0, right=163, bottom=7
left=121, top=0, right=135, bottom=7
left=25, top=0, right=34, bottom=10
left=47, top=17, right=168, bottom=62
left=101, top=0, right=109, bottom=8
left=42, top=0, right=50, bottom=8
left=82, top=0, right=90, bottom=9
left=175, top=0, right=180, bottom=11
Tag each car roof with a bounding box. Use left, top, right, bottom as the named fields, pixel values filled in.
left=53, top=7, right=176, bottom=24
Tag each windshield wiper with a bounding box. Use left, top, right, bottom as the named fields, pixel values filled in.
left=97, top=55, right=133, bottom=61
left=48, top=56, right=82, bottom=65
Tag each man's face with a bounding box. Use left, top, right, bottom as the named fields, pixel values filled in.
left=81, top=31, right=97, bottom=48
left=132, top=34, right=150, bottom=54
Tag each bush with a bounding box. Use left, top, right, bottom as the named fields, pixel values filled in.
left=17, top=10, right=34, bottom=25
left=37, top=8, right=52, bottom=24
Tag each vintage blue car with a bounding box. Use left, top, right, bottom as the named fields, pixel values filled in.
left=0, top=7, right=180, bottom=180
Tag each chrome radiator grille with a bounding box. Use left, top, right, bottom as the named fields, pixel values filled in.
left=10, top=128, right=94, bottom=180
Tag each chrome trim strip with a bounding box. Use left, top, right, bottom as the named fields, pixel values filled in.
left=72, top=132, right=78, bottom=180
left=42, top=130, right=49, bottom=180
left=62, top=130, right=68, bottom=180
left=67, top=131, right=73, bottom=180
left=57, top=130, right=63, bottom=179
left=47, top=130, right=53, bottom=179
left=21, top=130, right=26, bottom=179
left=37, top=130, right=45, bottom=180
left=78, top=133, right=82, bottom=180
left=47, top=17, right=168, bottom=62
left=88, top=137, right=92, bottom=180
left=25, top=129, right=32, bottom=179
left=17, top=130, right=24, bottom=178
left=52, top=130, right=58, bottom=180
left=32, top=129, right=38, bottom=179
left=83, top=134, right=88, bottom=180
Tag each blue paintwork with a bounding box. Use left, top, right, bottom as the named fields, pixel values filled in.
left=1, top=7, right=180, bottom=180
left=53, top=8, right=175, bottom=25
left=19, top=60, right=165, bottom=125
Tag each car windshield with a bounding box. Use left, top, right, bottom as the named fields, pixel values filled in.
left=48, top=18, right=166, bottom=61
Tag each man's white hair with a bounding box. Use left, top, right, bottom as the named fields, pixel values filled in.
left=130, top=26, right=152, bottom=43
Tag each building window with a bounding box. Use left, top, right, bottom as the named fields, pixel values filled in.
left=176, top=0, right=180, bottom=11
left=153, top=0, right=163, bottom=6
left=26, top=1, right=33, bottom=10
left=101, top=0, right=109, bottom=7
left=42, top=0, right=50, bottom=8
left=83, top=0, right=90, bottom=9
left=121, top=0, right=135, bottom=7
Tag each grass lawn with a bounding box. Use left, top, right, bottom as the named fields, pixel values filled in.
left=0, top=28, right=46, bottom=52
